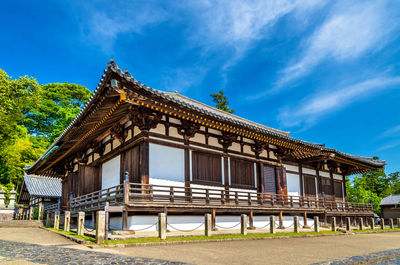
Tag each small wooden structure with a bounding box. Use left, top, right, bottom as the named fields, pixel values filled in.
left=381, top=194, right=400, bottom=221
left=18, top=175, right=61, bottom=219
left=26, top=60, right=385, bottom=231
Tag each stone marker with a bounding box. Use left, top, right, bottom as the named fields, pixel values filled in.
left=77, top=212, right=85, bottom=236
left=359, top=217, right=364, bottom=231
left=380, top=219, right=385, bottom=230
left=331, top=217, right=336, bottom=232
left=64, top=211, right=70, bottom=232
left=241, top=214, right=247, bottom=235
left=346, top=217, right=351, bottom=231
left=294, top=216, right=299, bottom=233
left=314, top=216, right=320, bottom=232
left=204, top=214, right=212, bottom=236
left=270, top=216, right=276, bottom=234
left=8, top=188, right=16, bottom=208
left=371, top=217, right=375, bottom=229
left=96, top=211, right=106, bottom=244
left=29, top=206, right=34, bottom=220
left=0, top=187, right=5, bottom=208
left=54, top=211, right=60, bottom=230
left=389, top=218, right=394, bottom=229
left=158, top=212, right=166, bottom=240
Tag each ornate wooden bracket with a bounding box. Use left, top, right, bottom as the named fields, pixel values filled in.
left=90, top=141, right=105, bottom=156
left=110, top=123, right=127, bottom=144
left=75, top=151, right=88, bottom=164
left=251, top=141, right=265, bottom=158
left=177, top=120, right=201, bottom=142
left=130, top=107, right=163, bottom=131
left=218, top=132, right=237, bottom=151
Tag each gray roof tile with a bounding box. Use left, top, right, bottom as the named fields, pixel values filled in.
left=23, top=175, right=62, bottom=198
left=380, top=194, right=400, bottom=205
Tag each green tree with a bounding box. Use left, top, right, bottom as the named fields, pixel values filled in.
left=346, top=176, right=382, bottom=214
left=23, top=82, right=91, bottom=142
left=210, top=90, right=235, bottom=113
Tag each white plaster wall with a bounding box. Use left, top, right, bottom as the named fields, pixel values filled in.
left=149, top=144, right=184, bottom=182
left=229, top=142, right=241, bottom=152
left=208, top=137, right=220, bottom=148
left=287, top=173, right=300, bottom=196
left=101, top=155, right=121, bottom=190
left=302, top=168, right=316, bottom=175
left=208, top=128, right=222, bottom=136
left=191, top=133, right=206, bottom=144
left=168, top=127, right=181, bottom=138
left=333, top=173, right=343, bottom=180
left=319, top=171, right=330, bottom=178
left=284, top=164, right=299, bottom=173
left=107, top=215, right=318, bottom=232
left=150, top=123, right=165, bottom=135
left=243, top=145, right=253, bottom=155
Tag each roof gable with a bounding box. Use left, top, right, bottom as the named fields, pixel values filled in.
left=23, top=175, right=62, bottom=198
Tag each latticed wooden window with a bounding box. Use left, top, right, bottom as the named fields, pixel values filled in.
left=321, top=177, right=332, bottom=195
left=230, top=158, right=254, bottom=187
left=192, top=151, right=222, bottom=184
left=262, top=165, right=276, bottom=193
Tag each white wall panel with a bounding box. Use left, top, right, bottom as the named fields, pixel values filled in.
left=286, top=173, right=300, bottom=196
left=101, top=155, right=120, bottom=190
left=149, top=144, right=184, bottom=182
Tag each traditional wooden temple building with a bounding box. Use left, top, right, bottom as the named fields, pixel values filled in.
left=26, top=60, right=385, bottom=231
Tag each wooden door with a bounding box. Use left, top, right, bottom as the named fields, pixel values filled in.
left=262, top=165, right=276, bottom=194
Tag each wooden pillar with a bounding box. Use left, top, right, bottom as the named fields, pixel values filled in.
left=316, top=163, right=322, bottom=198
left=122, top=210, right=128, bottom=231
left=184, top=144, right=191, bottom=201
left=248, top=209, right=255, bottom=229
left=140, top=135, right=149, bottom=185
left=303, top=211, right=310, bottom=228
left=359, top=217, right=364, bottom=231
left=299, top=164, right=304, bottom=196
left=329, top=166, right=336, bottom=201
left=278, top=210, right=285, bottom=229
left=342, top=171, right=347, bottom=201
left=212, top=209, right=216, bottom=231
left=224, top=157, right=230, bottom=202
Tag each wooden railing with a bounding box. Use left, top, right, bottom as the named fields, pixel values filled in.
left=44, top=203, right=59, bottom=213
left=70, top=184, right=124, bottom=212
left=70, top=182, right=373, bottom=213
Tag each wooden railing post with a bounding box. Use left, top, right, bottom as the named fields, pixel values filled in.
left=170, top=187, right=174, bottom=203
left=123, top=171, right=129, bottom=204
left=205, top=189, right=210, bottom=204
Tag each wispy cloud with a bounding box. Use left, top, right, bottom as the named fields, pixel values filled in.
left=378, top=140, right=400, bottom=151
left=379, top=125, right=400, bottom=138
left=278, top=76, right=400, bottom=130
left=189, top=0, right=324, bottom=71
left=274, top=0, right=399, bottom=91
left=77, top=1, right=169, bottom=53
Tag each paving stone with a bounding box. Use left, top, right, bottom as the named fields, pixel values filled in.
left=0, top=240, right=187, bottom=265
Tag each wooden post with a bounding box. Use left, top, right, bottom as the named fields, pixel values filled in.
left=294, top=216, right=299, bottom=233
left=389, top=218, right=394, bottom=229
left=29, top=206, right=34, bottom=220
left=45, top=212, right=51, bottom=227
left=241, top=214, right=247, bottom=235
left=314, top=216, right=319, bottom=232
left=158, top=213, right=166, bottom=239
left=303, top=211, right=310, bottom=228
left=122, top=210, right=128, bottom=231
left=123, top=171, right=129, bottom=204
left=92, top=212, right=96, bottom=229
left=371, top=217, right=375, bottom=229
left=380, top=218, right=385, bottom=230
left=278, top=210, right=285, bottom=229
left=64, top=211, right=70, bottom=232
left=205, top=214, right=212, bottom=236
left=96, top=211, right=106, bottom=244
left=77, top=212, right=85, bottom=236
left=54, top=211, right=60, bottom=230
left=358, top=217, right=364, bottom=231
left=270, top=216, right=276, bottom=234
left=331, top=217, right=336, bottom=232
left=212, top=209, right=216, bottom=231
left=248, top=209, right=255, bottom=230
left=346, top=217, right=351, bottom=231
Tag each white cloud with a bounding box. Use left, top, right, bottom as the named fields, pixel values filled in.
left=189, top=0, right=324, bottom=70
left=378, top=140, right=400, bottom=151
left=77, top=2, right=169, bottom=53
left=276, top=0, right=399, bottom=89
left=379, top=125, right=400, bottom=138
left=278, top=76, right=400, bottom=129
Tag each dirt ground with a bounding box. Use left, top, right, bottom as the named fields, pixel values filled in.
left=0, top=228, right=399, bottom=264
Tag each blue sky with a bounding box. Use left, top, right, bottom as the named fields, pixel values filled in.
left=1, top=0, right=400, bottom=173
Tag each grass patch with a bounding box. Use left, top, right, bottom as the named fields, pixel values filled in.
left=353, top=228, right=400, bottom=233
left=99, top=231, right=341, bottom=245
left=47, top=228, right=96, bottom=243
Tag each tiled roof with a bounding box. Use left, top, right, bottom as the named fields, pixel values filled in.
left=23, top=175, right=62, bottom=198
left=380, top=194, right=400, bottom=206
